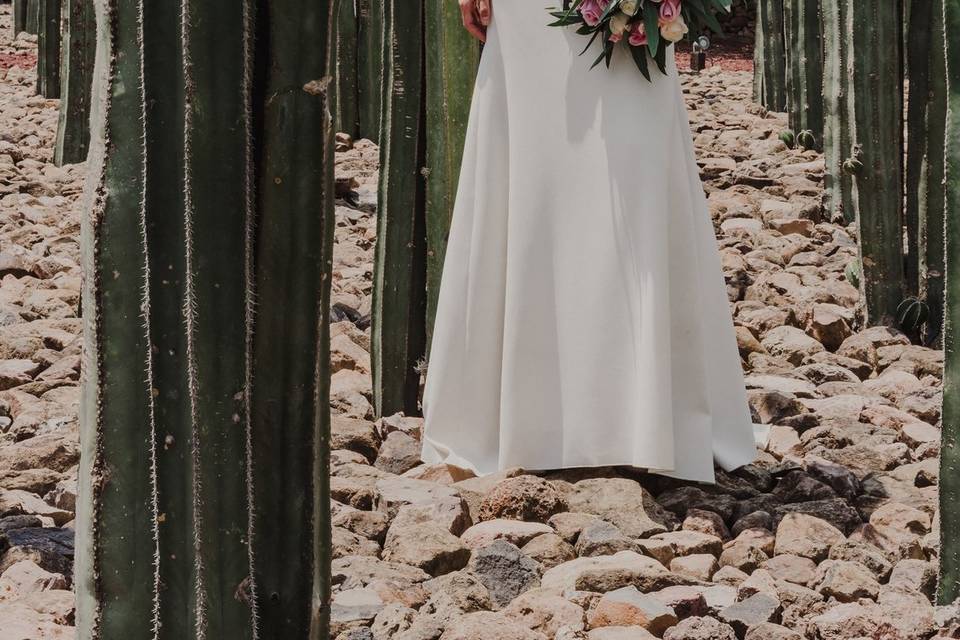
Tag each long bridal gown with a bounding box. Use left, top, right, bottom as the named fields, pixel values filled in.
left=419, top=1, right=760, bottom=483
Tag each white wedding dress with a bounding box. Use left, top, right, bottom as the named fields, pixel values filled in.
left=420, top=1, right=761, bottom=483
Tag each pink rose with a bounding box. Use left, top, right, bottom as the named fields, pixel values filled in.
left=628, top=22, right=648, bottom=46
left=579, top=0, right=608, bottom=26
left=609, top=31, right=622, bottom=43
left=659, top=0, right=681, bottom=24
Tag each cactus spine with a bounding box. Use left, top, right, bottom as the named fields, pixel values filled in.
left=357, top=0, right=383, bottom=142
left=821, top=0, right=854, bottom=222
left=782, top=0, right=823, bottom=145
left=940, top=0, right=960, bottom=606
left=905, top=0, right=933, bottom=298
left=753, top=0, right=787, bottom=111
left=424, top=0, right=479, bottom=357
left=372, top=0, right=427, bottom=418
left=846, top=1, right=907, bottom=326
left=54, top=0, right=95, bottom=165
left=76, top=0, right=336, bottom=637
left=36, top=0, right=61, bottom=98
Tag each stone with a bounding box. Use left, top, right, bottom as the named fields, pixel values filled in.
left=331, top=587, right=385, bottom=632
left=807, top=602, right=886, bottom=640
left=382, top=522, right=470, bottom=577
left=439, top=611, right=548, bottom=640
left=877, top=586, right=937, bottom=639
left=747, top=390, right=806, bottom=424
left=403, top=463, right=476, bottom=485
left=669, top=554, right=718, bottom=582
left=586, top=627, right=657, bottom=639
left=773, top=514, right=844, bottom=561
left=0, top=560, right=68, bottom=600
left=744, top=622, right=802, bottom=640
left=374, top=431, right=422, bottom=475
left=718, top=542, right=768, bottom=574
left=478, top=475, right=567, bottom=522
left=587, top=586, right=678, bottom=636
left=333, top=526, right=381, bottom=559
left=0, top=527, right=74, bottom=577
left=565, top=478, right=675, bottom=538
left=647, top=586, right=708, bottom=619
left=761, top=554, right=816, bottom=586
left=718, top=593, right=781, bottom=637
left=683, top=509, right=730, bottom=541
left=637, top=539, right=677, bottom=566
left=650, top=530, right=723, bottom=558
left=815, top=560, right=880, bottom=602
left=502, top=588, right=586, bottom=637
left=827, top=541, right=892, bottom=581
left=575, top=520, right=639, bottom=558
left=663, top=616, right=737, bottom=640
left=888, top=559, right=937, bottom=597
left=393, top=497, right=473, bottom=537
left=332, top=506, right=390, bottom=542
left=467, top=539, right=540, bottom=609
left=541, top=551, right=686, bottom=593
left=373, top=476, right=464, bottom=519
left=731, top=512, right=772, bottom=537
left=331, top=415, right=381, bottom=462
left=548, top=512, right=604, bottom=544
left=331, top=556, right=431, bottom=590
left=0, top=489, right=72, bottom=526
left=460, top=519, right=552, bottom=550
left=521, top=533, right=577, bottom=570
left=712, top=565, right=750, bottom=587
left=760, top=326, right=824, bottom=365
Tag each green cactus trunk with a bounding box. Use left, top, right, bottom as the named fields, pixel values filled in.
left=782, top=0, right=824, bottom=145
left=423, top=0, right=479, bottom=359
left=36, top=0, right=61, bottom=99
left=336, top=0, right=360, bottom=137
left=357, top=0, right=383, bottom=142
left=821, top=0, right=854, bottom=223
left=940, top=0, right=960, bottom=606
left=753, top=0, right=787, bottom=111
left=920, top=0, right=947, bottom=345
left=26, top=0, right=39, bottom=35
left=372, top=0, right=427, bottom=418
left=54, top=0, right=95, bottom=165
left=13, top=0, right=28, bottom=35
left=76, top=0, right=336, bottom=637
left=847, top=0, right=907, bottom=326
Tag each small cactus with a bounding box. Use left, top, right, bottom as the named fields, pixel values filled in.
left=845, top=260, right=861, bottom=289
left=797, top=129, right=816, bottom=150
left=896, top=296, right=930, bottom=336
left=780, top=130, right=796, bottom=148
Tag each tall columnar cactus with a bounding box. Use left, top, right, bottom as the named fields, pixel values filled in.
left=26, top=0, right=39, bottom=35
left=36, top=0, right=61, bottom=99
left=753, top=0, right=787, bottom=111
left=846, top=0, right=907, bottom=326
left=336, top=0, right=360, bottom=137
left=357, top=0, right=383, bottom=142
left=54, top=0, right=95, bottom=166
left=372, top=0, right=427, bottom=418
left=919, top=0, right=947, bottom=344
left=821, top=0, right=854, bottom=223
left=904, top=0, right=947, bottom=343
left=76, top=0, right=336, bottom=637
left=782, top=0, right=823, bottom=145
left=940, top=0, right=960, bottom=603
left=423, top=0, right=479, bottom=357
left=13, top=0, right=28, bottom=35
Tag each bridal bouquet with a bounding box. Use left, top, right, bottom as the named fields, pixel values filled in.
left=548, top=0, right=730, bottom=80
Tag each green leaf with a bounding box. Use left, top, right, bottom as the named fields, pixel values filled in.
left=687, top=1, right=723, bottom=34
left=643, top=3, right=660, bottom=58
left=629, top=44, right=652, bottom=81
left=653, top=41, right=668, bottom=75
left=579, top=28, right=601, bottom=55
left=590, top=45, right=608, bottom=68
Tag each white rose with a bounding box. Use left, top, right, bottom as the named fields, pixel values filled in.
left=610, top=11, right=631, bottom=35
left=660, top=14, right=688, bottom=42
left=619, top=0, right=639, bottom=15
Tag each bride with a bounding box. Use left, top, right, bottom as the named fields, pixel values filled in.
left=420, top=0, right=761, bottom=483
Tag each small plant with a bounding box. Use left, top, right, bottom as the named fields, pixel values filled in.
left=797, top=129, right=816, bottom=150
left=896, top=296, right=930, bottom=336
left=845, top=260, right=861, bottom=289
left=780, top=129, right=796, bottom=148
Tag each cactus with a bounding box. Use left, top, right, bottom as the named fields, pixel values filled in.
left=13, top=0, right=28, bottom=35
left=821, top=0, right=855, bottom=222
left=940, top=0, right=960, bottom=604
left=782, top=0, right=823, bottom=146
left=423, top=0, right=479, bottom=358
left=54, top=0, right=95, bottom=166
left=372, top=0, right=427, bottom=418
left=76, top=0, right=336, bottom=638
left=797, top=129, right=816, bottom=151
left=356, top=0, right=383, bottom=142
left=336, top=0, right=360, bottom=137
left=36, top=0, right=61, bottom=99
left=753, top=0, right=787, bottom=111
left=779, top=129, right=796, bottom=149
left=846, top=1, right=907, bottom=326
left=919, top=0, right=947, bottom=346
left=26, top=0, right=39, bottom=35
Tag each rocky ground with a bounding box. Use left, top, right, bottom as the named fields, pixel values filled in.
left=0, top=3, right=954, bottom=639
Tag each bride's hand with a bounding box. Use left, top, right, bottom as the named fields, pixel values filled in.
left=459, top=0, right=491, bottom=42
